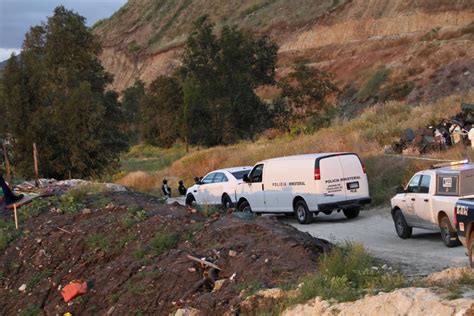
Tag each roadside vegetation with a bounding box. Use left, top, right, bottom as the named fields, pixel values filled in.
left=269, top=242, right=406, bottom=314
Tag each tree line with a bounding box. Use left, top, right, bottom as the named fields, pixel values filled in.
left=0, top=7, right=337, bottom=179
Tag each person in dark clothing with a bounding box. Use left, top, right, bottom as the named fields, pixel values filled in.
left=194, top=177, right=200, bottom=184
left=0, top=174, right=23, bottom=206
left=161, top=179, right=171, bottom=198
left=178, top=180, right=187, bottom=196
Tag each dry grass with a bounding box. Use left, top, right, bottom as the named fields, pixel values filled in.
left=118, top=91, right=474, bottom=202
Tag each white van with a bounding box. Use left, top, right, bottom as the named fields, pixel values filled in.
left=236, top=152, right=371, bottom=224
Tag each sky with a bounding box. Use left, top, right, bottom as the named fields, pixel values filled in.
left=0, top=0, right=127, bottom=61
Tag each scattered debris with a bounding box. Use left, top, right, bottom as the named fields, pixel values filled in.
left=228, top=250, right=237, bottom=257
left=386, top=103, right=474, bottom=154
left=18, top=284, right=27, bottom=292
left=61, top=281, right=89, bottom=303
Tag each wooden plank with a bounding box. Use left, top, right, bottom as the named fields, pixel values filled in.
left=6, top=194, right=38, bottom=209
left=33, top=143, right=39, bottom=187
left=13, top=204, right=18, bottom=229
left=186, top=255, right=222, bottom=270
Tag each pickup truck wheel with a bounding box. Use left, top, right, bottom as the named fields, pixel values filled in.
left=238, top=201, right=252, bottom=213
left=343, top=207, right=360, bottom=219
left=393, top=209, right=412, bottom=239
left=295, top=200, right=312, bottom=224
left=439, top=217, right=461, bottom=248
left=185, top=194, right=196, bottom=207
left=469, top=238, right=474, bottom=268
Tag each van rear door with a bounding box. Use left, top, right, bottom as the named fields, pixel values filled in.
left=317, top=156, right=346, bottom=205
left=339, top=154, right=368, bottom=201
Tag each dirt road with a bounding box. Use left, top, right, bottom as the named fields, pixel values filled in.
left=283, top=208, right=468, bottom=275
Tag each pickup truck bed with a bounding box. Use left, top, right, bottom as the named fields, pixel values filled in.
left=455, top=198, right=474, bottom=267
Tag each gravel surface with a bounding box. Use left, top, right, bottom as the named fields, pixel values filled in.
left=283, top=207, right=468, bottom=275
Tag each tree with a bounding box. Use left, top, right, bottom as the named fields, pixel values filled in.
left=0, top=6, right=127, bottom=179
left=140, top=76, right=184, bottom=147
left=122, top=80, right=145, bottom=143
left=180, top=16, right=278, bottom=146
left=280, top=60, right=338, bottom=116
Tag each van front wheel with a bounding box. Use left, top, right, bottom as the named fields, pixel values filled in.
left=295, top=200, right=311, bottom=224
left=238, top=201, right=252, bottom=213
left=343, top=207, right=360, bottom=219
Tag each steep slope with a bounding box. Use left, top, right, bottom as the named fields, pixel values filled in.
left=95, top=0, right=474, bottom=105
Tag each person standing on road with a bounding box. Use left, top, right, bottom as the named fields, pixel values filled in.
left=178, top=180, right=187, bottom=196
left=161, top=179, right=171, bottom=198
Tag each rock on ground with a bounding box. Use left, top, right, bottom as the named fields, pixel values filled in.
left=283, top=287, right=474, bottom=316
left=426, top=267, right=473, bottom=285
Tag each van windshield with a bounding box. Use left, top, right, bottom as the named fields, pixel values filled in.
left=231, top=170, right=249, bottom=180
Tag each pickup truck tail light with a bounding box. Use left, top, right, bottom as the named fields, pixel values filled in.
left=314, top=168, right=321, bottom=180
left=454, top=206, right=458, bottom=226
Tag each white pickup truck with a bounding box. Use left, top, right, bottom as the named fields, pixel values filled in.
left=391, top=160, right=474, bottom=247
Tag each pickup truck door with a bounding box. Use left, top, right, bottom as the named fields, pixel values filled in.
left=412, top=174, right=435, bottom=229
left=403, top=174, right=422, bottom=226
left=244, top=164, right=266, bottom=212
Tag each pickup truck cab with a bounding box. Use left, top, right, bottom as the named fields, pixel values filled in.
left=455, top=199, right=474, bottom=267
left=391, top=160, right=474, bottom=247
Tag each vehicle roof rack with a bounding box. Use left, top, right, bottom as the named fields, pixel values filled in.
left=430, top=159, right=469, bottom=169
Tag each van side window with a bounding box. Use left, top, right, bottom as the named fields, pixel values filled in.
left=249, top=164, right=264, bottom=183
left=406, top=174, right=421, bottom=193
left=418, top=175, right=431, bottom=194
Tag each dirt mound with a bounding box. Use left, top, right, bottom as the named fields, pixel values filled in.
left=0, top=191, right=329, bottom=315
left=283, top=287, right=474, bottom=316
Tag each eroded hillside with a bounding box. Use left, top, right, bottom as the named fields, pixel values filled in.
left=95, top=0, right=474, bottom=106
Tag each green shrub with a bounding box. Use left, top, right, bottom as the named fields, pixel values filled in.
left=150, top=232, right=178, bottom=255
left=0, top=231, right=9, bottom=251
left=86, top=233, right=110, bottom=251
left=20, top=305, right=42, bottom=316
left=291, top=242, right=405, bottom=304
left=27, top=269, right=51, bottom=289
left=128, top=41, right=141, bottom=54
left=234, top=280, right=265, bottom=297
left=133, top=248, right=146, bottom=260
left=357, top=68, right=391, bottom=101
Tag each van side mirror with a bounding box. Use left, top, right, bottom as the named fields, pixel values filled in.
left=396, top=186, right=406, bottom=194
left=242, top=174, right=250, bottom=183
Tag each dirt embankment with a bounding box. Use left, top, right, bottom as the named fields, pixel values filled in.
left=96, top=0, right=473, bottom=102
left=0, top=191, right=329, bottom=315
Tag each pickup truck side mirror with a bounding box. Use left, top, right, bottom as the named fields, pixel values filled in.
left=395, top=186, right=406, bottom=194
left=242, top=174, right=250, bottom=183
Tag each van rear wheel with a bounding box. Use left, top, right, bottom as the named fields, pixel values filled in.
left=343, top=207, right=360, bottom=219
left=295, top=200, right=311, bottom=224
